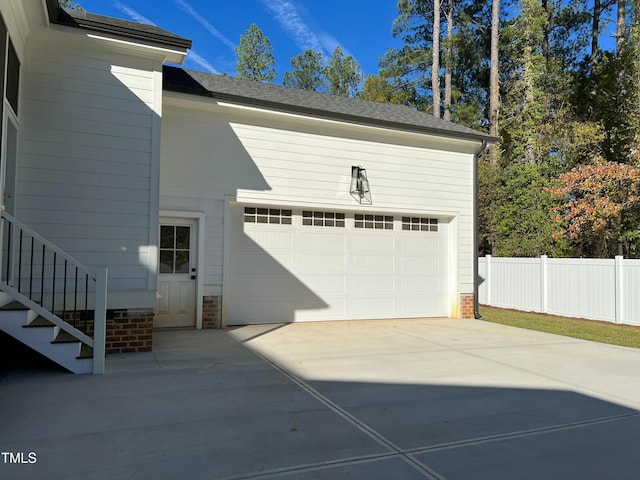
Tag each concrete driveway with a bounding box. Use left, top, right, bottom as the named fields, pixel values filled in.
left=1, top=318, right=640, bottom=479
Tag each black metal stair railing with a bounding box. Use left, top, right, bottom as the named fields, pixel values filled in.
left=0, top=210, right=108, bottom=374
left=2, top=213, right=95, bottom=335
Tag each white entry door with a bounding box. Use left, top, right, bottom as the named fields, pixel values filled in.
left=155, top=218, right=197, bottom=328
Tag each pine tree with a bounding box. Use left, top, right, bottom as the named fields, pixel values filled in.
left=235, top=24, right=277, bottom=82
left=324, top=46, right=361, bottom=97
left=283, top=49, right=325, bottom=91
left=59, top=0, right=83, bottom=10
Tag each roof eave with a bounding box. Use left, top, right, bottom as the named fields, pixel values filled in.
left=48, top=6, right=192, bottom=51
left=164, top=82, right=496, bottom=145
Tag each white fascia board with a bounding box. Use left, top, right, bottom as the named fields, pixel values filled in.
left=48, top=23, right=187, bottom=63
left=85, top=33, right=188, bottom=64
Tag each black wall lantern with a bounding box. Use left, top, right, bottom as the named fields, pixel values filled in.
left=350, top=165, right=372, bottom=204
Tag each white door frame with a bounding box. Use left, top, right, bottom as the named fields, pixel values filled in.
left=221, top=195, right=236, bottom=329
left=159, top=210, right=205, bottom=329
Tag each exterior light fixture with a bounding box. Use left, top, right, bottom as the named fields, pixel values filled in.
left=350, top=165, right=372, bottom=204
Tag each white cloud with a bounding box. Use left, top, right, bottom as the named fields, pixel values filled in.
left=113, top=1, right=155, bottom=25
left=112, top=1, right=223, bottom=74
left=174, top=0, right=236, bottom=52
left=185, top=50, right=220, bottom=74
left=260, top=0, right=326, bottom=54
left=317, top=32, right=354, bottom=59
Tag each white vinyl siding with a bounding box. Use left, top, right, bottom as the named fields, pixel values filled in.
left=15, top=30, right=162, bottom=307
left=160, top=111, right=226, bottom=292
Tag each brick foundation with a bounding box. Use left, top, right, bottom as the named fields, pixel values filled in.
left=107, top=308, right=154, bottom=354
left=460, top=294, right=475, bottom=319
left=64, top=308, right=154, bottom=354
left=202, top=296, right=222, bottom=329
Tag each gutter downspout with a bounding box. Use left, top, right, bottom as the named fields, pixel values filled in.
left=473, top=140, right=488, bottom=319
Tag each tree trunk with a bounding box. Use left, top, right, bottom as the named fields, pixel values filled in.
left=591, top=0, right=601, bottom=71
left=617, top=0, right=626, bottom=56
left=636, top=0, right=640, bottom=144
left=541, top=0, right=549, bottom=62
left=489, top=0, right=500, bottom=164
left=523, top=0, right=537, bottom=164
left=444, top=0, right=453, bottom=122
left=432, top=0, right=441, bottom=118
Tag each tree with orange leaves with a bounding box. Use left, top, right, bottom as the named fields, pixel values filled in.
left=547, top=162, right=640, bottom=258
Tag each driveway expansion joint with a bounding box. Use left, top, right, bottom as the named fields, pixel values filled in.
left=227, top=331, right=445, bottom=479
left=405, top=411, right=640, bottom=455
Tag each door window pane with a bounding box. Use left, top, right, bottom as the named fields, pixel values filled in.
left=159, top=224, right=191, bottom=273
left=159, top=250, right=174, bottom=274
left=175, top=226, right=190, bottom=249
left=175, top=250, right=190, bottom=273
left=160, top=226, right=174, bottom=249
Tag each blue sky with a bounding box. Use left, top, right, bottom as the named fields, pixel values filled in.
left=78, top=0, right=404, bottom=82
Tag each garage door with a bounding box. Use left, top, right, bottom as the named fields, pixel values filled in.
left=227, top=205, right=449, bottom=325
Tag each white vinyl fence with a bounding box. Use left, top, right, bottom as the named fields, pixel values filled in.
left=478, top=255, right=640, bottom=326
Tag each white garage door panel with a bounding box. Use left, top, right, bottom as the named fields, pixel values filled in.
left=301, top=255, right=345, bottom=273
left=227, top=205, right=449, bottom=325
left=354, top=235, right=394, bottom=251
left=246, top=230, right=293, bottom=250
left=401, top=236, right=440, bottom=253
left=399, top=297, right=445, bottom=316
left=353, top=275, right=395, bottom=294
left=229, top=252, right=293, bottom=274
left=303, top=276, right=347, bottom=294
left=398, top=275, right=444, bottom=293
left=301, top=233, right=346, bottom=250
left=353, top=255, right=395, bottom=273
left=244, top=276, right=303, bottom=296
left=398, top=256, right=440, bottom=273
left=298, top=298, right=347, bottom=320
left=353, top=296, right=396, bottom=317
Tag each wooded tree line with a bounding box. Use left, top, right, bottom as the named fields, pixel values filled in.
left=235, top=23, right=363, bottom=96
left=237, top=1, right=640, bottom=259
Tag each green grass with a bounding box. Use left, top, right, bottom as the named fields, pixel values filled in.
left=479, top=306, right=640, bottom=348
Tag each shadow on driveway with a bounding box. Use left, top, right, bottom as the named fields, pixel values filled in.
left=1, top=324, right=639, bottom=479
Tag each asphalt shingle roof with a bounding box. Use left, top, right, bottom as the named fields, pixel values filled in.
left=51, top=6, right=192, bottom=50
left=163, top=66, right=494, bottom=143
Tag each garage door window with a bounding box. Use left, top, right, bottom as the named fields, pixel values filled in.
left=355, top=214, right=394, bottom=230
left=244, top=207, right=292, bottom=224
left=302, top=211, right=345, bottom=227
left=402, top=217, right=438, bottom=232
